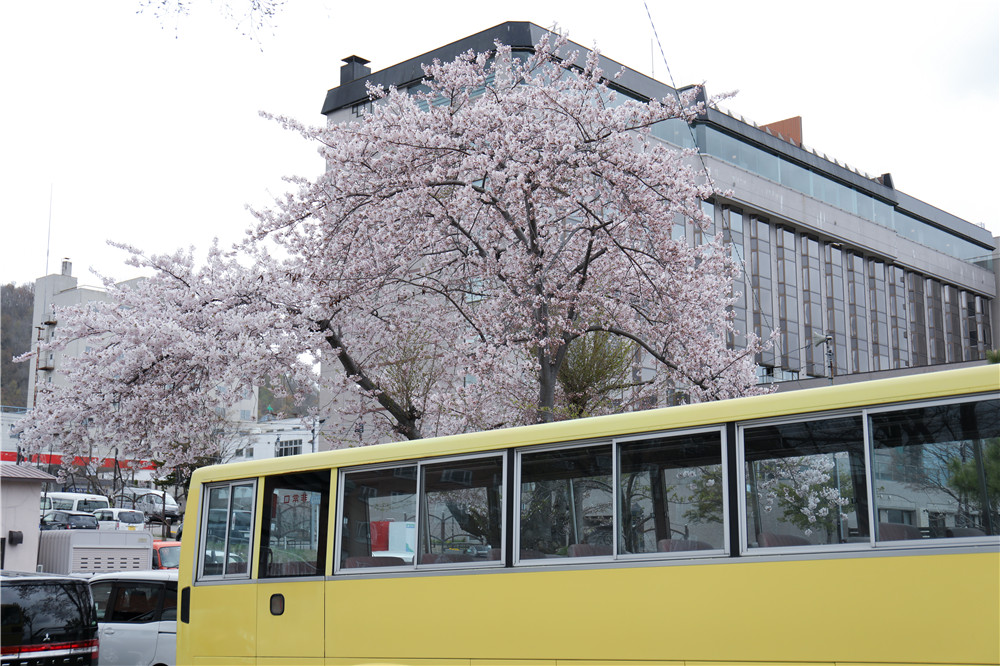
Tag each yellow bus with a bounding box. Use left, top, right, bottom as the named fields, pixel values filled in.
left=176, top=365, right=999, bottom=665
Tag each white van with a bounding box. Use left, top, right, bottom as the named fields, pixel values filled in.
left=93, top=507, right=147, bottom=531
left=88, top=570, right=177, bottom=666
left=40, top=491, right=111, bottom=516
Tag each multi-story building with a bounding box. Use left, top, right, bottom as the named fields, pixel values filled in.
left=319, top=22, right=997, bottom=396
left=230, top=417, right=322, bottom=463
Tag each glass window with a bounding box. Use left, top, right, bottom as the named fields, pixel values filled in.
left=518, top=445, right=613, bottom=560
left=339, top=466, right=417, bottom=569
left=90, top=582, right=114, bottom=621
left=419, top=456, right=504, bottom=565
left=619, top=430, right=724, bottom=555
left=870, top=398, right=999, bottom=540
left=199, top=481, right=255, bottom=579
left=107, top=582, right=164, bottom=623
left=259, top=471, right=330, bottom=577
left=744, top=415, right=869, bottom=548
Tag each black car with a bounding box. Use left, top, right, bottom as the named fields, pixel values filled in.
left=0, top=570, right=100, bottom=665
left=39, top=510, right=99, bottom=530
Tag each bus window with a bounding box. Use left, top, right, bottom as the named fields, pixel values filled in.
left=199, top=481, right=255, bottom=579
left=743, top=415, right=868, bottom=548
left=518, top=444, right=613, bottom=560
left=339, top=466, right=417, bottom=569
left=259, top=471, right=330, bottom=577
left=419, top=456, right=503, bottom=565
left=618, top=429, right=725, bottom=555
left=869, top=398, right=999, bottom=541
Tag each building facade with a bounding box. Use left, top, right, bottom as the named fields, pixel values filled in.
left=319, top=22, right=997, bottom=394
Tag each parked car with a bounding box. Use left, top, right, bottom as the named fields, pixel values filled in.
left=0, top=570, right=100, bottom=665
left=116, top=487, right=181, bottom=523
left=39, top=491, right=110, bottom=516
left=40, top=510, right=99, bottom=530
left=88, top=570, right=177, bottom=666
left=94, top=507, right=147, bottom=531
left=152, top=540, right=181, bottom=569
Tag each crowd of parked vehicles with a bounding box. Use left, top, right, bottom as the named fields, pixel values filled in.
left=2, top=487, right=184, bottom=665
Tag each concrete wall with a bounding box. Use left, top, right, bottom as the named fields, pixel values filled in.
left=1, top=479, right=43, bottom=571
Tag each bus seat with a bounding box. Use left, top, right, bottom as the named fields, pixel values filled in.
left=420, top=552, right=474, bottom=564
left=343, top=556, right=405, bottom=568
left=946, top=527, right=985, bottom=538
left=657, top=538, right=713, bottom=552
left=878, top=522, right=922, bottom=541
left=517, top=549, right=547, bottom=561
left=567, top=543, right=612, bottom=557
left=758, top=532, right=810, bottom=547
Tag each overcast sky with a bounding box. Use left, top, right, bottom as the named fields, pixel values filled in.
left=2, top=0, right=997, bottom=286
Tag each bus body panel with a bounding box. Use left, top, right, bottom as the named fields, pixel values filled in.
left=185, top=581, right=257, bottom=659
left=322, top=552, right=998, bottom=664
left=256, top=580, right=325, bottom=658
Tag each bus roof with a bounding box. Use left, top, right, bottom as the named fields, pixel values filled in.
left=191, top=364, right=999, bottom=484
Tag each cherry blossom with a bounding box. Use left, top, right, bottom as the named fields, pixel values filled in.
left=17, top=33, right=769, bottom=469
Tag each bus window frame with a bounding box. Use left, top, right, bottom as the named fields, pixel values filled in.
left=737, top=408, right=871, bottom=556
left=334, top=452, right=508, bottom=575
left=417, top=452, right=507, bottom=570
left=196, top=479, right=258, bottom=582
left=513, top=439, right=615, bottom=566
left=865, top=393, right=999, bottom=548
left=613, top=425, right=730, bottom=560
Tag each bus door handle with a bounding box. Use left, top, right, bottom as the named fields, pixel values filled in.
left=181, top=586, right=190, bottom=623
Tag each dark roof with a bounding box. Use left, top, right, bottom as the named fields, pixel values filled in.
left=0, top=463, right=57, bottom=481
left=318, top=21, right=994, bottom=250
left=321, top=21, right=668, bottom=116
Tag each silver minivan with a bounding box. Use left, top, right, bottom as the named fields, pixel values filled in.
left=88, top=569, right=177, bottom=666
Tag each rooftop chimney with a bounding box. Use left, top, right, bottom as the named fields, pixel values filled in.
left=341, top=55, right=371, bottom=86
left=61, top=258, right=72, bottom=277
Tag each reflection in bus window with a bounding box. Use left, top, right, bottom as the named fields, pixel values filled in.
left=870, top=398, right=999, bottom=540
left=199, top=481, right=254, bottom=578
left=260, top=471, right=330, bottom=577
left=340, top=466, right=416, bottom=569
left=619, top=430, right=724, bottom=555
left=744, top=416, right=868, bottom=548
left=419, top=457, right=503, bottom=564
left=519, top=445, right=612, bottom=560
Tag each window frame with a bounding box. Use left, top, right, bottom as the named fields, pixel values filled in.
left=258, top=469, right=330, bottom=579
left=737, top=408, right=872, bottom=555
left=613, top=425, right=730, bottom=560
left=196, top=479, right=257, bottom=581
left=865, top=393, right=999, bottom=547
left=334, top=452, right=507, bottom=575
left=513, top=439, right=615, bottom=566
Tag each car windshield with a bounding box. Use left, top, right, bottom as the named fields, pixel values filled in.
left=68, top=515, right=98, bottom=528
left=119, top=511, right=144, bottom=524
left=158, top=545, right=181, bottom=568
left=0, top=580, right=98, bottom=646
left=78, top=499, right=109, bottom=513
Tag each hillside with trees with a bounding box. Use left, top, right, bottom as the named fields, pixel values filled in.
left=2, top=282, right=33, bottom=408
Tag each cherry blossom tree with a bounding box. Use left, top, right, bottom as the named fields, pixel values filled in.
left=255, top=34, right=768, bottom=435
left=17, top=33, right=768, bottom=470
